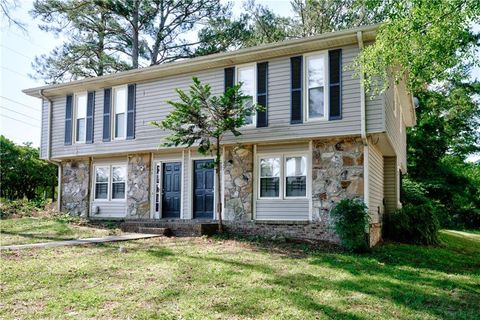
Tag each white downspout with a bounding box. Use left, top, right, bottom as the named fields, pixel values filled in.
left=39, top=89, right=62, bottom=212
left=357, top=31, right=369, bottom=209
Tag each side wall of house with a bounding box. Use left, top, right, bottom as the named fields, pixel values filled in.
left=385, top=85, right=407, bottom=171
left=383, top=156, right=398, bottom=214
left=40, top=99, right=48, bottom=159
left=368, top=142, right=384, bottom=223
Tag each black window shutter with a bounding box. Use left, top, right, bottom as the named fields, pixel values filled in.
left=290, top=56, right=303, bottom=124
left=86, top=91, right=95, bottom=144
left=329, top=49, right=342, bottom=120
left=256, top=62, right=268, bottom=128
left=126, top=84, right=136, bottom=140
left=224, top=67, right=235, bottom=92
left=103, top=88, right=111, bottom=142
left=64, top=95, right=73, bottom=145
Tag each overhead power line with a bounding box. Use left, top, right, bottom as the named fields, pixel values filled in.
left=0, top=96, right=40, bottom=111
left=0, top=114, right=40, bottom=128
left=0, top=44, right=34, bottom=60
left=0, top=105, right=41, bottom=121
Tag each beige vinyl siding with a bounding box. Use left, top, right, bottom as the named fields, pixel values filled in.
left=40, top=99, right=48, bottom=159
left=383, top=156, right=397, bottom=214
left=255, top=142, right=310, bottom=221
left=366, top=92, right=385, bottom=133
left=385, top=85, right=407, bottom=171
left=368, top=143, right=384, bottom=223
left=46, top=45, right=385, bottom=159
left=90, top=157, right=127, bottom=219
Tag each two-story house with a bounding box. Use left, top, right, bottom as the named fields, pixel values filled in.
left=23, top=25, right=415, bottom=246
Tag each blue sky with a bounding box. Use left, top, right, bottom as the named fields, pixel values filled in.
left=0, top=0, right=478, bottom=155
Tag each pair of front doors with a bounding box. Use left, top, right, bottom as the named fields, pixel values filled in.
left=155, top=160, right=214, bottom=219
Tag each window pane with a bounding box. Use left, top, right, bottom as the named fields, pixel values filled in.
left=244, top=98, right=253, bottom=125
left=112, top=166, right=126, bottom=182
left=286, top=176, right=306, bottom=197
left=286, top=156, right=307, bottom=176
left=260, top=158, right=280, bottom=177
left=95, top=167, right=109, bottom=183
left=76, top=94, right=87, bottom=118
left=95, top=183, right=108, bottom=199
left=238, top=66, right=255, bottom=96
left=115, top=113, right=125, bottom=138
left=115, top=87, right=126, bottom=114
left=260, top=177, right=279, bottom=197
left=308, top=56, right=324, bottom=88
left=112, top=182, right=125, bottom=199
left=76, top=118, right=85, bottom=142
left=309, top=87, right=325, bottom=118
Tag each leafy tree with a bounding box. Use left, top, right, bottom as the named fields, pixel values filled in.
left=31, top=0, right=131, bottom=83
left=0, top=136, right=57, bottom=200
left=151, top=78, right=259, bottom=232
left=353, top=0, right=480, bottom=94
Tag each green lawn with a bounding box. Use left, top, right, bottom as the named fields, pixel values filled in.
left=0, top=219, right=479, bottom=320
left=0, top=217, right=121, bottom=246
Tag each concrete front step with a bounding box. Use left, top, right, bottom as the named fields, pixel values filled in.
left=121, top=220, right=218, bottom=237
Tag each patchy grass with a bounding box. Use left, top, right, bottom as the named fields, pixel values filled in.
left=1, top=229, right=479, bottom=319
left=0, top=217, right=121, bottom=246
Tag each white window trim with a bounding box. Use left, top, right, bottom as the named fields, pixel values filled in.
left=257, top=152, right=309, bottom=200
left=283, top=154, right=308, bottom=199
left=304, top=51, right=329, bottom=122
left=112, top=85, right=128, bottom=140
left=74, top=92, right=88, bottom=144
left=93, top=165, right=110, bottom=201
left=257, top=154, right=282, bottom=200
left=235, top=63, right=257, bottom=128
left=93, top=164, right=127, bottom=202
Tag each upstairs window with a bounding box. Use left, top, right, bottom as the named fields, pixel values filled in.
left=113, top=86, right=127, bottom=139
left=306, top=53, right=327, bottom=120
left=237, top=64, right=256, bottom=126
left=75, top=93, right=87, bottom=143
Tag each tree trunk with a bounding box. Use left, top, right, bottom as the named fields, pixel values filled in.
left=215, top=139, right=223, bottom=233
left=131, top=0, right=140, bottom=68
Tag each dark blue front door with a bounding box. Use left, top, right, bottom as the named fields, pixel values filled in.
left=193, top=160, right=214, bottom=219
left=162, top=162, right=181, bottom=218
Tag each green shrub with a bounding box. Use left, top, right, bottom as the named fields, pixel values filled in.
left=385, top=203, right=440, bottom=245
left=0, top=198, right=46, bottom=219
left=330, top=199, right=370, bottom=252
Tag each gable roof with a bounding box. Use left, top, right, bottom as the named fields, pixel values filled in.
left=23, top=24, right=379, bottom=99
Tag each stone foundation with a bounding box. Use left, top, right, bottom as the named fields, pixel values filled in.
left=223, top=145, right=253, bottom=221
left=61, top=159, right=90, bottom=217
left=127, top=154, right=151, bottom=219
left=369, top=223, right=382, bottom=246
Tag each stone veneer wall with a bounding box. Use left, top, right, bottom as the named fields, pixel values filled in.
left=127, top=154, right=151, bottom=219
left=61, top=159, right=90, bottom=217
left=223, top=145, right=253, bottom=221
left=311, top=137, right=365, bottom=221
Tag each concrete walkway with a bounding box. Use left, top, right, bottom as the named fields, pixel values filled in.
left=0, top=233, right=161, bottom=250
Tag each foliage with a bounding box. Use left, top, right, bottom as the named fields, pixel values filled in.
left=0, top=198, right=47, bottom=219
left=330, top=199, right=370, bottom=252
left=406, top=79, right=480, bottom=229
left=385, top=203, right=440, bottom=245
left=152, top=77, right=259, bottom=231
left=353, top=0, right=480, bottom=94
left=0, top=135, right=57, bottom=201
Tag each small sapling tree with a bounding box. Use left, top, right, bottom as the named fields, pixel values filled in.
left=151, top=77, right=260, bottom=232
